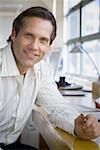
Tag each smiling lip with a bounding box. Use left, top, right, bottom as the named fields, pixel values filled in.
left=24, top=50, right=39, bottom=59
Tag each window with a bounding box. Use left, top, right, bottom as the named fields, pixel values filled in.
left=82, top=1, right=99, bottom=36
left=68, top=0, right=81, bottom=10
left=82, top=40, right=100, bottom=77
left=67, top=10, right=80, bottom=39
left=68, top=45, right=81, bottom=74
left=64, top=0, right=100, bottom=78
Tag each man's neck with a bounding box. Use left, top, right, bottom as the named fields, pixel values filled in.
left=17, top=63, right=28, bottom=75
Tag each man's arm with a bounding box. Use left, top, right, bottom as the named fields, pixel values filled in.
left=36, top=61, right=100, bottom=140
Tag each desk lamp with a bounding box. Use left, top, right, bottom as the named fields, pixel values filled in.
left=70, top=44, right=100, bottom=108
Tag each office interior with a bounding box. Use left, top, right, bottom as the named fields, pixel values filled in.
left=0, top=0, right=100, bottom=149
left=0, top=0, right=100, bottom=91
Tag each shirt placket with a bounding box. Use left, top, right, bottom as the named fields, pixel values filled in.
left=6, top=76, right=24, bottom=144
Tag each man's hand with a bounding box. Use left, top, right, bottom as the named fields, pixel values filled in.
left=74, top=114, right=100, bottom=140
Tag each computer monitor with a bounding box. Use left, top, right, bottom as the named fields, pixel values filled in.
left=46, top=47, right=63, bottom=79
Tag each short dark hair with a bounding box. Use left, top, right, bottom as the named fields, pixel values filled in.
left=7, top=6, right=57, bottom=45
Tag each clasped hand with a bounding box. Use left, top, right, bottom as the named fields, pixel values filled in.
left=75, top=114, right=100, bottom=140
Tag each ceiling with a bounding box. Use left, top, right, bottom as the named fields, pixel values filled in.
left=0, top=0, right=53, bottom=14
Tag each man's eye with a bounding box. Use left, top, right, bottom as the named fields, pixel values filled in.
left=40, top=39, right=48, bottom=44
left=25, top=34, right=32, bottom=38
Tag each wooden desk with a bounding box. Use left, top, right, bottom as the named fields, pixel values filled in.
left=33, top=91, right=100, bottom=150
left=33, top=107, right=70, bottom=150
left=61, top=90, right=95, bottom=108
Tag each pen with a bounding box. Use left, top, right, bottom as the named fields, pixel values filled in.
left=81, top=114, right=100, bottom=123
left=81, top=113, right=87, bottom=124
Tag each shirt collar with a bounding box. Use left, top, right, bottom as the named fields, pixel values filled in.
left=1, top=43, right=20, bottom=77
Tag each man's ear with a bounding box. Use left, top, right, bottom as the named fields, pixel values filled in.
left=11, top=29, right=16, bottom=41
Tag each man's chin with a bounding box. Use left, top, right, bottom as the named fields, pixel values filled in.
left=26, top=61, right=39, bottom=68
left=25, top=58, right=42, bottom=68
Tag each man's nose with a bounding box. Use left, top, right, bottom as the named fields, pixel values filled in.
left=30, top=39, right=39, bottom=50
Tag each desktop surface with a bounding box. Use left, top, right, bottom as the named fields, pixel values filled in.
left=55, top=127, right=100, bottom=150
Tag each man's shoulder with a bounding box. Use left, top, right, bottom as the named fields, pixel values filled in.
left=0, top=44, right=7, bottom=51
left=0, top=47, right=4, bottom=66
left=0, top=45, right=8, bottom=65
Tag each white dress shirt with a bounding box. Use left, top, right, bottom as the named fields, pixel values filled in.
left=0, top=43, right=79, bottom=145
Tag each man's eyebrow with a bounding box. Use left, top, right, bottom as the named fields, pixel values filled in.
left=25, top=32, right=33, bottom=36
left=40, top=37, right=49, bottom=41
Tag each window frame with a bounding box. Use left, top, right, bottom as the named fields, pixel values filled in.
left=65, top=0, right=100, bottom=79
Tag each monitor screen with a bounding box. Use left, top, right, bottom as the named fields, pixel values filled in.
left=46, top=47, right=62, bottom=79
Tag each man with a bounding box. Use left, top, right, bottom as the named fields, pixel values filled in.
left=0, top=6, right=100, bottom=149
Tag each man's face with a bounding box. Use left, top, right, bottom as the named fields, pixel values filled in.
left=11, top=17, right=53, bottom=74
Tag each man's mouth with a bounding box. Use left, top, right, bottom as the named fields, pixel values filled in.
left=24, top=50, right=39, bottom=59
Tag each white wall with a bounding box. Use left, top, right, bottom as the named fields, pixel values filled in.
left=53, top=0, right=63, bottom=48
left=0, top=13, right=15, bottom=48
